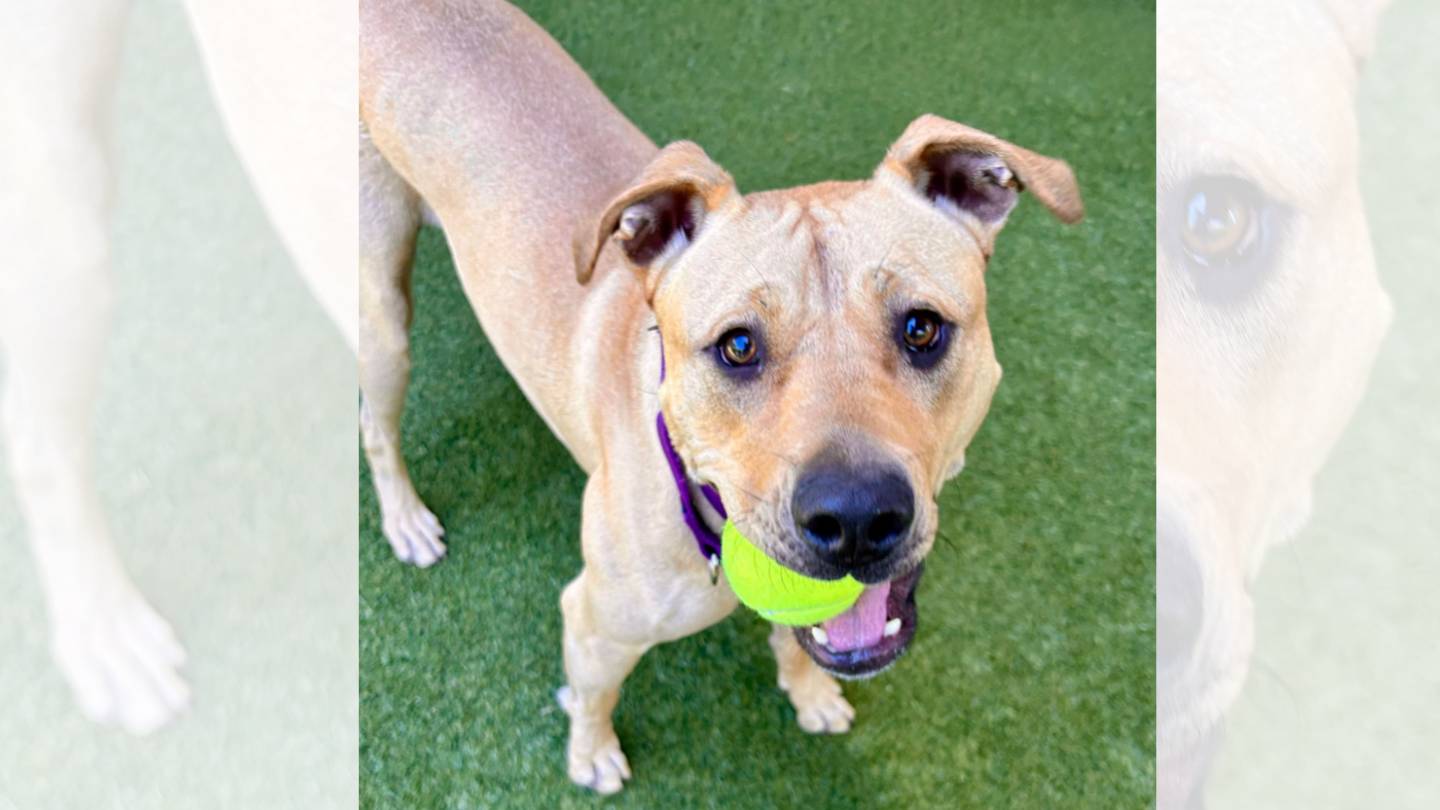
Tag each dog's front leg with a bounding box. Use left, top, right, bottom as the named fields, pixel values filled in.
left=557, top=572, right=644, bottom=795
left=769, top=624, right=855, bottom=734
left=0, top=0, right=187, bottom=735
left=556, top=470, right=736, bottom=793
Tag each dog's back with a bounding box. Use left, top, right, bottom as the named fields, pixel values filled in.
left=360, top=0, right=660, bottom=467
left=360, top=0, right=653, bottom=252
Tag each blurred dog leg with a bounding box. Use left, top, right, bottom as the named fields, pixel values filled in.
left=189, top=0, right=436, bottom=566
left=0, top=0, right=190, bottom=735
left=182, top=0, right=359, bottom=352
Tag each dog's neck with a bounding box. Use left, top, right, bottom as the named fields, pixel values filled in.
left=654, top=340, right=727, bottom=572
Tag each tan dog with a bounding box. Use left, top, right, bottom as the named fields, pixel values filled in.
left=1157, top=0, right=1391, bottom=806
left=360, top=0, right=1081, bottom=793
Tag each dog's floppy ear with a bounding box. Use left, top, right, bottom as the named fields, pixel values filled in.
left=878, top=114, right=1083, bottom=255
left=574, top=141, right=738, bottom=285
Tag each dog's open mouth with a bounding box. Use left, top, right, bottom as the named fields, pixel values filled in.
left=793, top=564, right=922, bottom=679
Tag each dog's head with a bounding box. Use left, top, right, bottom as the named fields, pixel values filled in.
left=1157, top=0, right=1391, bottom=805
left=577, top=115, right=1082, bottom=677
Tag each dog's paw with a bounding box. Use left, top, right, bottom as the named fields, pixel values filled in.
left=50, top=578, right=189, bottom=735
left=780, top=670, right=855, bottom=734
left=380, top=495, right=446, bottom=567
left=567, top=736, right=631, bottom=795
left=557, top=686, right=631, bottom=794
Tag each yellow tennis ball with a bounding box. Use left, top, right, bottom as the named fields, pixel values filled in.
left=722, top=520, right=863, bottom=626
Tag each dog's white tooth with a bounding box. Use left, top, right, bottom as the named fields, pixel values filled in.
left=883, top=618, right=902, bottom=637
left=811, top=627, right=829, bottom=646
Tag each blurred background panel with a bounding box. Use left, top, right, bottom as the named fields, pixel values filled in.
left=0, top=0, right=356, bottom=807
left=1158, top=0, right=1440, bottom=806
left=1209, top=0, right=1440, bottom=805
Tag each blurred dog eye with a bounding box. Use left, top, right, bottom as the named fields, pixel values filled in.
left=898, top=309, right=949, bottom=369
left=716, top=328, right=760, bottom=368
left=1180, top=176, right=1261, bottom=266
left=1169, top=174, right=1284, bottom=304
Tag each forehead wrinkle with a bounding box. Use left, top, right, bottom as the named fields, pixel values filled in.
left=871, top=263, right=897, bottom=298
left=672, top=201, right=816, bottom=343
left=800, top=201, right=848, bottom=312
left=810, top=192, right=957, bottom=316
left=678, top=279, right=785, bottom=347
left=843, top=233, right=970, bottom=322
left=726, top=234, right=779, bottom=314
left=887, top=272, right=969, bottom=323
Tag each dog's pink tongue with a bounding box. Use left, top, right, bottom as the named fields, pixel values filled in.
left=822, top=581, right=891, bottom=652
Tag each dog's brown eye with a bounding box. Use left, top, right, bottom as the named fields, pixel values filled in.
left=1179, top=176, right=1260, bottom=267
left=718, top=328, right=758, bottom=367
left=1167, top=173, right=1286, bottom=306
left=902, top=311, right=942, bottom=351
left=898, top=309, right=950, bottom=370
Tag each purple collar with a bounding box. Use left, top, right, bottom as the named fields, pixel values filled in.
left=654, top=342, right=728, bottom=568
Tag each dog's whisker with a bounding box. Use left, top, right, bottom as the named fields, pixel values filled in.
left=1249, top=654, right=1301, bottom=713
left=759, top=447, right=802, bottom=474
left=739, top=253, right=776, bottom=311
left=731, top=483, right=770, bottom=506
left=870, top=239, right=900, bottom=294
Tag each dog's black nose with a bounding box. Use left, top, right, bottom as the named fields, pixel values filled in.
left=792, top=459, right=914, bottom=570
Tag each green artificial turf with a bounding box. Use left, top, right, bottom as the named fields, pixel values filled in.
left=360, top=2, right=1154, bottom=807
